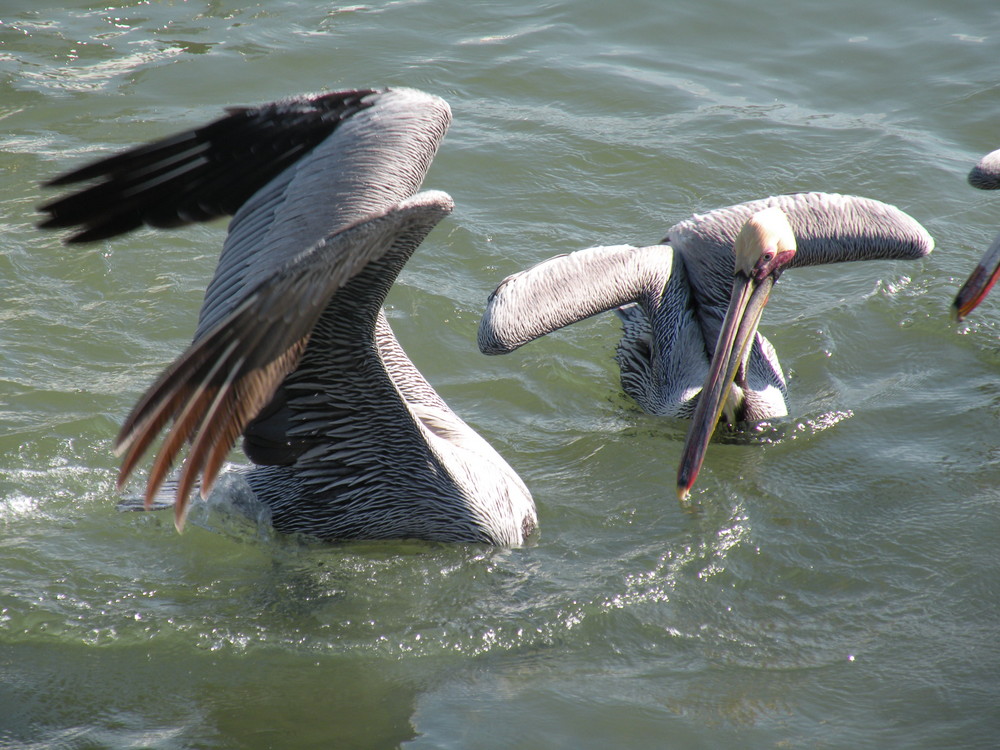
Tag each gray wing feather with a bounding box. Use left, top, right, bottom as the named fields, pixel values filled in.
left=479, top=244, right=677, bottom=354
left=667, top=192, right=934, bottom=316
left=117, top=191, right=454, bottom=512
left=196, top=88, right=452, bottom=336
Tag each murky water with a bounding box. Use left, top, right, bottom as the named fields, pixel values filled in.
left=2, top=1, right=999, bottom=747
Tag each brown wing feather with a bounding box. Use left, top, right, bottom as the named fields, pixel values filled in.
left=114, top=349, right=236, bottom=490
left=115, top=283, right=316, bottom=526
left=171, top=367, right=245, bottom=522
left=138, top=355, right=237, bottom=504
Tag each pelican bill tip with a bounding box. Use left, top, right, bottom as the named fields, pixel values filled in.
left=952, top=274, right=988, bottom=323
left=676, top=485, right=691, bottom=503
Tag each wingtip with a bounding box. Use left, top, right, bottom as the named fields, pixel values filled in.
left=199, top=471, right=217, bottom=501
left=164, top=474, right=192, bottom=533
left=41, top=172, right=82, bottom=189
left=173, top=503, right=188, bottom=533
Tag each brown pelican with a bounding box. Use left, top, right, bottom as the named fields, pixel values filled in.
left=38, top=87, right=537, bottom=546
left=953, top=148, right=1000, bottom=321
left=479, top=192, right=934, bottom=499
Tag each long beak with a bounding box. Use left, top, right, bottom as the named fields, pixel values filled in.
left=676, top=272, right=776, bottom=501
left=953, top=234, right=1000, bottom=322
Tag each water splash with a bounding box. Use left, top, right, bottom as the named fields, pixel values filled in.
left=715, top=408, right=853, bottom=447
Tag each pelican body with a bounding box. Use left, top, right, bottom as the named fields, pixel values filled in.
left=479, top=192, right=934, bottom=497
left=954, top=148, right=1000, bottom=321
left=39, top=88, right=536, bottom=546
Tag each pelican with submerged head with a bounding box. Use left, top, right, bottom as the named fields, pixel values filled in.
left=954, top=148, right=1000, bottom=321
left=479, top=192, right=934, bottom=499
left=39, top=87, right=536, bottom=546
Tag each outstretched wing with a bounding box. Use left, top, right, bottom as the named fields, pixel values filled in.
left=38, top=89, right=379, bottom=242
left=115, top=192, right=453, bottom=524
left=667, top=192, right=934, bottom=339
left=38, top=87, right=455, bottom=526
left=479, top=244, right=678, bottom=354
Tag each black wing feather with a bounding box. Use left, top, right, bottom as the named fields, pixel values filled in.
left=38, top=89, right=380, bottom=243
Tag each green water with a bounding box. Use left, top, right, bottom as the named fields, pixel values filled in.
left=2, top=1, right=999, bottom=748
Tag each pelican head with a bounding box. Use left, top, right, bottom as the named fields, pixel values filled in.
left=676, top=207, right=797, bottom=501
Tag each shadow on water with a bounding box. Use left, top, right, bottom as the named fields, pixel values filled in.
left=0, top=642, right=421, bottom=750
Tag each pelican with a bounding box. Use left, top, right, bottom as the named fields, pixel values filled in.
left=953, top=148, right=1000, bottom=321
left=478, top=192, right=934, bottom=499
left=38, top=87, right=536, bottom=546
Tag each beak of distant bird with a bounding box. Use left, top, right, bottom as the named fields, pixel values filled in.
left=676, top=207, right=798, bottom=502
left=953, top=235, right=1000, bottom=322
